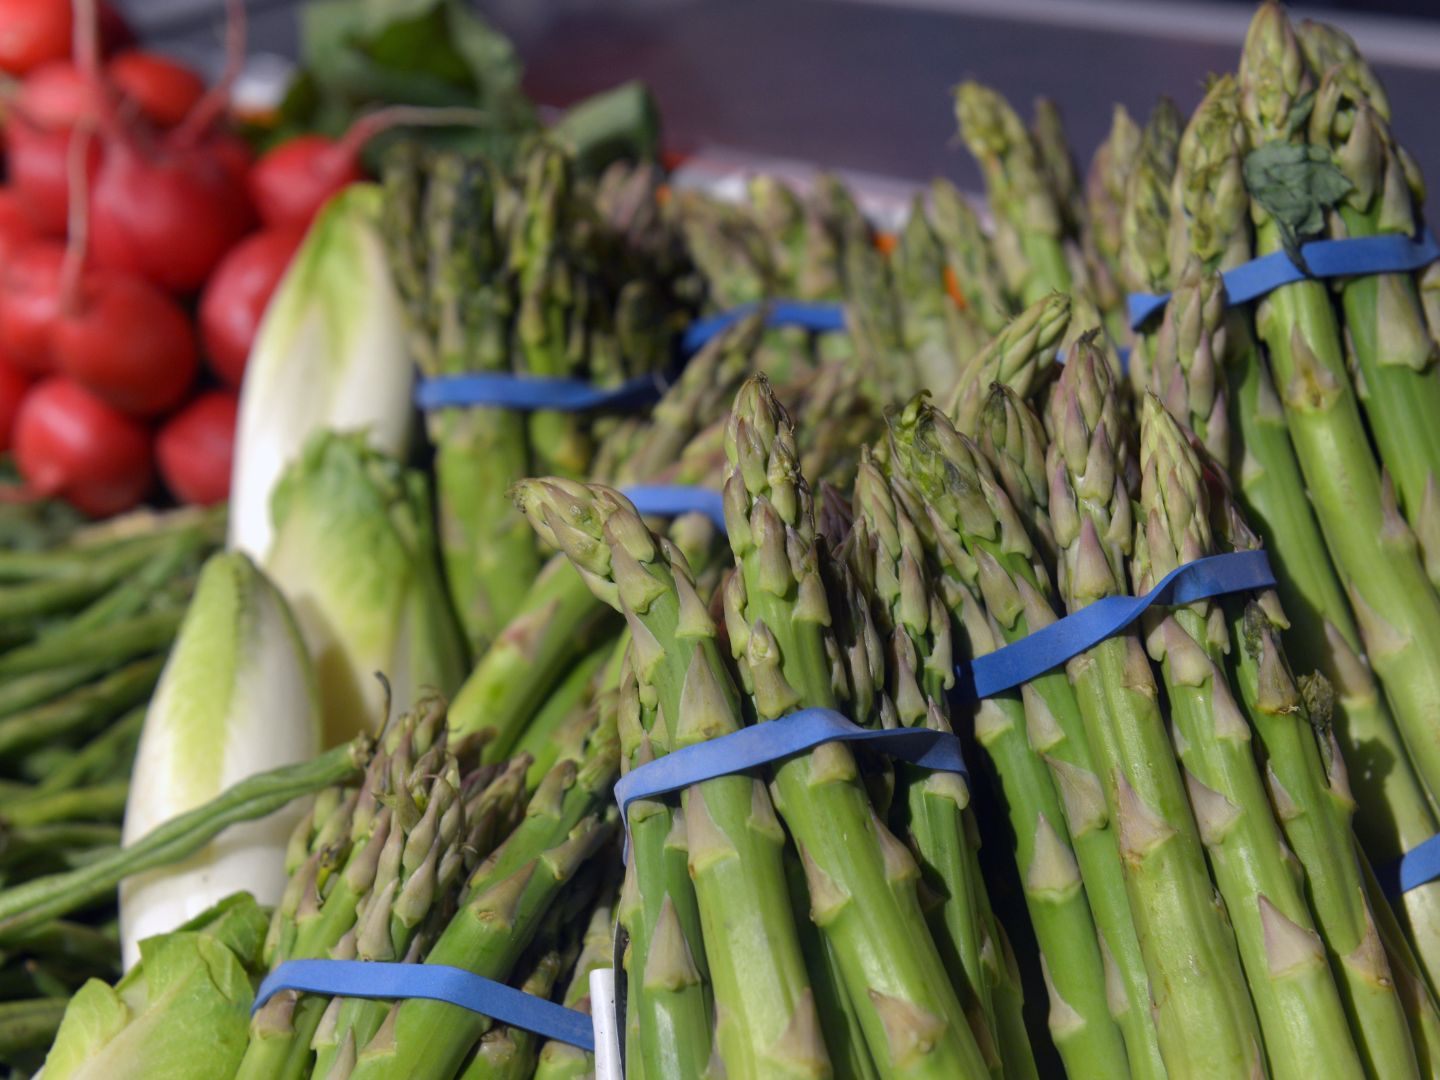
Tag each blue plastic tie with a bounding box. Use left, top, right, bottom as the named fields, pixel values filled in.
left=416, top=301, right=850, bottom=412
left=621, top=486, right=727, bottom=532
left=1378, top=836, right=1440, bottom=896
left=957, top=551, right=1275, bottom=702
left=1128, top=230, right=1440, bottom=330
left=680, top=300, right=847, bottom=355
left=415, top=370, right=667, bottom=413
left=252, top=960, right=594, bottom=1051
left=613, top=707, right=966, bottom=860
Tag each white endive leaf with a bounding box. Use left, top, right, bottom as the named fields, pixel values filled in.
left=228, top=183, right=413, bottom=561
left=119, top=553, right=321, bottom=970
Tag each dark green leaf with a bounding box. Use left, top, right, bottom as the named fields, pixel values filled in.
left=1243, top=142, right=1352, bottom=267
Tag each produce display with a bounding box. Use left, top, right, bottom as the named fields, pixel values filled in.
left=3, top=0, right=1440, bottom=1078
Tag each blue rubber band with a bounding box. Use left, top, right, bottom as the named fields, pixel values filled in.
left=415, top=371, right=667, bottom=413
left=614, top=707, right=967, bottom=859
left=621, top=486, right=728, bottom=531
left=957, top=550, right=1276, bottom=702
left=252, top=959, right=594, bottom=1051
left=1377, top=836, right=1440, bottom=896
left=680, top=300, right=847, bottom=355
left=1128, top=230, right=1440, bottom=329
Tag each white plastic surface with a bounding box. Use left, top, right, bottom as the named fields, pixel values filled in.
left=590, top=968, right=622, bottom=1080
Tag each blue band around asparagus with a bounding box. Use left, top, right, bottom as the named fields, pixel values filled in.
left=252, top=959, right=595, bottom=1051
left=957, top=550, right=1275, bottom=701
left=1378, top=836, right=1440, bottom=896
left=613, top=707, right=968, bottom=861
left=415, top=301, right=849, bottom=412
left=1127, top=229, right=1440, bottom=330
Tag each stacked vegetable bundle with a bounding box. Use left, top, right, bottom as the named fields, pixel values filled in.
left=379, top=141, right=697, bottom=653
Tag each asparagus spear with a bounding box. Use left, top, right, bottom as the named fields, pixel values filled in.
left=1084, top=106, right=1144, bottom=322
left=857, top=447, right=1126, bottom=1076
left=1048, top=339, right=1263, bottom=1077
left=722, top=375, right=991, bottom=1079
left=1308, top=64, right=1440, bottom=578
left=1121, top=97, right=1182, bottom=396
left=1211, top=492, right=1427, bottom=1078
left=515, top=476, right=831, bottom=1078
left=928, top=179, right=1015, bottom=336
left=891, top=397, right=1167, bottom=1079
left=532, top=881, right=617, bottom=1080
left=978, top=384, right=1059, bottom=574
left=1137, top=395, right=1364, bottom=1079
left=955, top=82, right=1072, bottom=305
left=1240, top=1, right=1440, bottom=851
left=893, top=199, right=983, bottom=397
left=948, top=292, right=1070, bottom=437
left=1031, top=98, right=1085, bottom=237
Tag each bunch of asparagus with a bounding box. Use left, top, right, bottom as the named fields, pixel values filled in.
left=381, top=140, right=698, bottom=656
left=1116, top=2, right=1440, bottom=995
left=0, top=506, right=221, bottom=1073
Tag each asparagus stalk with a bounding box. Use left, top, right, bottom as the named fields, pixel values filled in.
left=532, top=881, right=617, bottom=1080
left=978, top=384, right=1059, bottom=574
left=721, top=375, right=991, bottom=1079
left=1308, top=64, right=1440, bottom=577
left=1047, top=339, right=1264, bottom=1077
left=894, top=199, right=982, bottom=398
left=456, top=944, right=568, bottom=1080
left=1137, top=396, right=1365, bottom=1079
left=1120, top=97, right=1182, bottom=396
left=928, top=179, right=1014, bottom=336
left=892, top=396, right=1168, bottom=1079
left=1240, top=1, right=1440, bottom=855
left=1167, top=72, right=1440, bottom=976
left=1211, top=494, right=1426, bottom=1077
left=948, top=292, right=1070, bottom=437
left=515, top=478, right=828, bottom=1078
left=448, top=554, right=619, bottom=756
left=1084, top=105, right=1144, bottom=325
left=955, top=83, right=1072, bottom=305
left=857, top=446, right=1127, bottom=1077
left=1031, top=98, right=1084, bottom=238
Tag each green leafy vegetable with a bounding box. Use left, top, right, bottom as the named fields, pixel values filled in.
left=1242, top=142, right=1352, bottom=267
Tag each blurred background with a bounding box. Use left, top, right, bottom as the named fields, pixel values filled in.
left=124, top=0, right=1440, bottom=213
